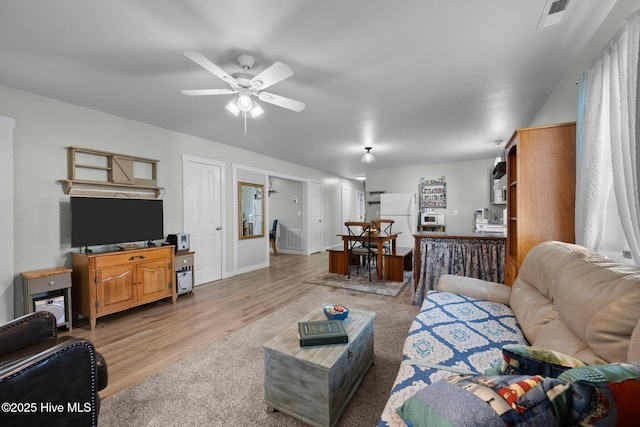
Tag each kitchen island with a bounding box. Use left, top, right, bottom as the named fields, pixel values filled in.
left=413, top=231, right=506, bottom=306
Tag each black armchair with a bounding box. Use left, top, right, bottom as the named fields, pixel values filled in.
left=0, top=311, right=108, bottom=427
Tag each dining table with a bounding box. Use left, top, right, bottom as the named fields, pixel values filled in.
left=338, top=231, right=400, bottom=280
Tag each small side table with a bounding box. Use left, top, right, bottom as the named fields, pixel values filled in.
left=19, top=267, right=73, bottom=330
left=175, top=251, right=195, bottom=295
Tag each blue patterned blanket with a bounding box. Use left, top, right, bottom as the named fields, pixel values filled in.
left=378, top=291, right=528, bottom=427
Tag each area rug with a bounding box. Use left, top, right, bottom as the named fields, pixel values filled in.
left=303, top=269, right=412, bottom=297
left=98, top=287, right=419, bottom=426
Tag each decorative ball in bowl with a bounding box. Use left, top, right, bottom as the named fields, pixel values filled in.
left=324, top=304, right=349, bottom=320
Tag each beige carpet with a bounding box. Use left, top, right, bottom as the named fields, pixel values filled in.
left=98, top=287, right=419, bottom=426
left=303, top=269, right=412, bottom=297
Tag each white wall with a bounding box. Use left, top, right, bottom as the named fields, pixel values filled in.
left=0, top=84, right=357, bottom=322
left=0, top=117, right=14, bottom=322
left=365, top=158, right=497, bottom=233
left=532, top=0, right=640, bottom=126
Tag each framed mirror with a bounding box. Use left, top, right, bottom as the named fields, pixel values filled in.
left=239, top=182, right=265, bottom=239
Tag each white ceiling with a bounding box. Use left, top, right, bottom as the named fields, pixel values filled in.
left=0, top=0, right=616, bottom=179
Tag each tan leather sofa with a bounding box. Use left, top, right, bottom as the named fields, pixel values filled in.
left=439, top=240, right=640, bottom=364
left=379, top=240, right=640, bottom=427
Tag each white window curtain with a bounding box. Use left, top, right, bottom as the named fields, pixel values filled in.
left=576, top=9, right=640, bottom=264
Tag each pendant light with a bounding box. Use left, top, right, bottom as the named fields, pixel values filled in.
left=493, top=140, right=503, bottom=166
left=361, top=147, right=375, bottom=163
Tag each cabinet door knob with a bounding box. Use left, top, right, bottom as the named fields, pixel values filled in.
left=49, top=281, right=55, bottom=286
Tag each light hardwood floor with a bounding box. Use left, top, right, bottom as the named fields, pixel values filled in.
left=62, top=251, right=414, bottom=398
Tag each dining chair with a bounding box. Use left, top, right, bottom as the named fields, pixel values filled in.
left=269, top=219, right=278, bottom=255
left=372, top=219, right=394, bottom=254
left=345, top=221, right=378, bottom=281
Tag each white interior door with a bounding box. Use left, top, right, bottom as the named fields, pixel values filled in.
left=355, top=190, right=365, bottom=221
left=341, top=187, right=351, bottom=234
left=309, top=181, right=323, bottom=254
left=183, top=156, right=223, bottom=285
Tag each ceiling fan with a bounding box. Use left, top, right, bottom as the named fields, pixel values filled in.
left=181, top=51, right=305, bottom=119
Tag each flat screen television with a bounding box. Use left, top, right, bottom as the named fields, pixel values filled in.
left=70, top=197, right=164, bottom=248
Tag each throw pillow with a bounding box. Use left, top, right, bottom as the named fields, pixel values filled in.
left=558, top=362, right=640, bottom=426
left=396, top=373, right=572, bottom=427
left=498, top=345, right=586, bottom=377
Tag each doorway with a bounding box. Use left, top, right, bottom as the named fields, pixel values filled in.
left=308, top=181, right=323, bottom=254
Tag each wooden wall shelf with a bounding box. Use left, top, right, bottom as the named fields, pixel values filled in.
left=59, top=179, right=162, bottom=198
left=59, top=146, right=162, bottom=198
left=420, top=178, right=446, bottom=209
left=367, top=190, right=385, bottom=205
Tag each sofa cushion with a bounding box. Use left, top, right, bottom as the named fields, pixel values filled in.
left=510, top=241, right=640, bottom=364
left=402, top=291, right=528, bottom=374
left=498, top=345, right=586, bottom=377
left=396, top=374, right=571, bottom=427
left=378, top=291, right=528, bottom=427
left=558, top=362, right=640, bottom=426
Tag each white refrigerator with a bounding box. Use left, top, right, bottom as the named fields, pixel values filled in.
left=379, top=193, right=417, bottom=248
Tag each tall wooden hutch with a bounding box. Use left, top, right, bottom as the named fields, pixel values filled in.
left=504, top=122, right=576, bottom=286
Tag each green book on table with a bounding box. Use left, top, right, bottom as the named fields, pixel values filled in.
left=298, top=320, right=349, bottom=347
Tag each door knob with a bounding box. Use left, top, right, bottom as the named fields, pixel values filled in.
left=216, top=227, right=222, bottom=230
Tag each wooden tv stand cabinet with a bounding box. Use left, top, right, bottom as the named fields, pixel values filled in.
left=72, top=245, right=176, bottom=330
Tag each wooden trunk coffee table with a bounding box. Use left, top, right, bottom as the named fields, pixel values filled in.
left=263, top=308, right=376, bottom=427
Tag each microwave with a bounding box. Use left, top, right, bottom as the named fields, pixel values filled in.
left=421, top=213, right=445, bottom=226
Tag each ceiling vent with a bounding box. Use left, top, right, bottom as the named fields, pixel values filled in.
left=537, top=0, right=571, bottom=30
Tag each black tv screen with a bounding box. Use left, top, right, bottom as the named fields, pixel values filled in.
left=71, top=197, right=164, bottom=248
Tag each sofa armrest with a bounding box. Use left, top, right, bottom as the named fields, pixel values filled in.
left=0, top=312, right=57, bottom=357
left=438, top=274, right=512, bottom=305
left=0, top=337, right=101, bottom=427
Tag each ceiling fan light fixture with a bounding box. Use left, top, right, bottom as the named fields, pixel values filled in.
left=250, top=101, right=264, bottom=118
left=225, top=99, right=241, bottom=116
left=237, top=89, right=253, bottom=112
left=361, top=147, right=375, bottom=163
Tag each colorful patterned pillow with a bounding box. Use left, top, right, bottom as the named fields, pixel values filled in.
left=396, top=374, right=572, bottom=427
left=498, top=345, right=586, bottom=377
left=558, top=362, right=640, bottom=426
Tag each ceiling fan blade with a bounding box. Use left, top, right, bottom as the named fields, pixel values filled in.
left=250, top=62, right=293, bottom=90
left=184, top=51, right=239, bottom=87
left=181, top=89, right=236, bottom=96
left=258, top=92, right=305, bottom=112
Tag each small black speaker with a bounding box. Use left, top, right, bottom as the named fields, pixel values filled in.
left=166, top=233, right=190, bottom=252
